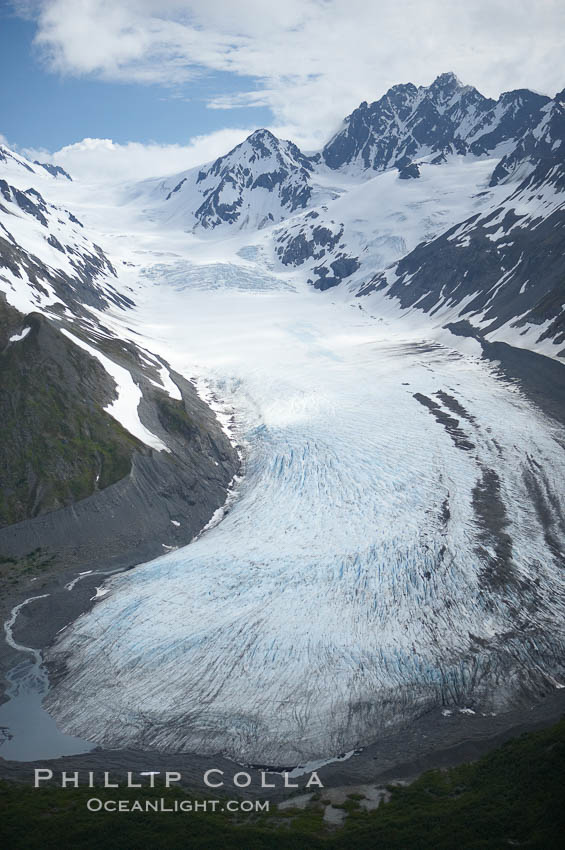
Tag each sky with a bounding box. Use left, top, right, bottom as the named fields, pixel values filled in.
left=1, top=0, right=564, bottom=182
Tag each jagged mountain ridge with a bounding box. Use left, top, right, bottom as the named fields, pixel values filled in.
left=4, top=72, right=563, bottom=361
left=137, top=72, right=560, bottom=231
left=346, top=86, right=565, bottom=354
left=322, top=72, right=550, bottom=173
left=491, top=87, right=565, bottom=188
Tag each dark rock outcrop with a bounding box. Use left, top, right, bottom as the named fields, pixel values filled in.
left=398, top=161, right=421, bottom=179
left=276, top=221, right=344, bottom=266
left=312, top=255, right=360, bottom=290
left=33, top=161, right=72, bottom=181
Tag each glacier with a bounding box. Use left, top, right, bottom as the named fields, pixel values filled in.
left=2, top=122, right=564, bottom=766
left=43, top=260, right=565, bottom=764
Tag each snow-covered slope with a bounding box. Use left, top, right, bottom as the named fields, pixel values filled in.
left=357, top=175, right=565, bottom=357
left=0, top=144, right=72, bottom=182
left=0, top=147, right=128, bottom=317
left=273, top=156, right=506, bottom=290
left=123, top=73, right=565, bottom=356
left=130, top=129, right=333, bottom=233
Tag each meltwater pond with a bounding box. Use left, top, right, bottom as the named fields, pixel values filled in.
left=0, top=597, right=94, bottom=761
left=39, top=279, right=565, bottom=765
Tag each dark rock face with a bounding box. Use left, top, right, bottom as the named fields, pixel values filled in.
left=274, top=215, right=360, bottom=288
left=276, top=220, right=344, bottom=266
left=398, top=161, right=421, bottom=179
left=0, top=180, right=49, bottom=226
left=469, top=90, right=550, bottom=156
left=490, top=89, right=565, bottom=189
left=322, top=72, right=550, bottom=173
left=195, top=178, right=243, bottom=227
left=312, top=255, right=360, bottom=290
left=0, top=300, right=239, bottom=574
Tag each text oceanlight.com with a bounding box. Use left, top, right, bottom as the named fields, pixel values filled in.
left=86, top=798, right=270, bottom=813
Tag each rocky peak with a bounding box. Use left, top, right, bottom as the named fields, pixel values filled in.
left=489, top=88, right=565, bottom=188
left=246, top=128, right=278, bottom=149
left=204, top=128, right=313, bottom=180
left=161, top=129, right=316, bottom=231
left=322, top=73, right=551, bottom=173
left=428, top=71, right=464, bottom=103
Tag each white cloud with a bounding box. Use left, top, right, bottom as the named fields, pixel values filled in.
left=21, top=128, right=254, bottom=182
left=12, top=0, right=565, bottom=149
left=207, top=90, right=275, bottom=110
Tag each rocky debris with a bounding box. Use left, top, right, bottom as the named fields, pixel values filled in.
left=412, top=392, right=475, bottom=451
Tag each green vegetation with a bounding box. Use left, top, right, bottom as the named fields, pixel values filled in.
left=0, top=547, right=56, bottom=598
left=1, top=716, right=564, bottom=848
left=156, top=394, right=197, bottom=441
left=0, top=312, right=142, bottom=527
